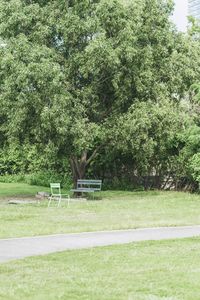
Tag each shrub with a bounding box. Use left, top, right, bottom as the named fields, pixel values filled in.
left=0, top=172, right=72, bottom=189
left=0, top=173, right=25, bottom=183
left=27, top=172, right=72, bottom=189
left=189, top=153, right=200, bottom=183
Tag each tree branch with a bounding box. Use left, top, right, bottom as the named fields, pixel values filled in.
left=86, top=145, right=102, bottom=166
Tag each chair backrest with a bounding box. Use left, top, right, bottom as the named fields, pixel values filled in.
left=50, top=183, right=61, bottom=195
left=77, top=179, right=102, bottom=191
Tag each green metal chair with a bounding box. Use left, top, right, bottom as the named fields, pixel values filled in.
left=48, top=183, right=70, bottom=207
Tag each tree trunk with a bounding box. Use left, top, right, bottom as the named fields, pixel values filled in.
left=70, top=154, right=87, bottom=188
left=70, top=146, right=101, bottom=190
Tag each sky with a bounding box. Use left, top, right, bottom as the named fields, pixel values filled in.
left=172, top=0, right=188, bottom=32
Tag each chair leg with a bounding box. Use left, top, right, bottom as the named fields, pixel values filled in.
left=58, top=196, right=61, bottom=207
left=48, top=196, right=52, bottom=207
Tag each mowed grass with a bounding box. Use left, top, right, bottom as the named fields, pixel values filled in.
left=0, top=238, right=200, bottom=300
left=0, top=182, right=49, bottom=197
left=1, top=183, right=200, bottom=238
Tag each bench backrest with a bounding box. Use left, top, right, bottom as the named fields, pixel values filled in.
left=77, top=179, right=102, bottom=191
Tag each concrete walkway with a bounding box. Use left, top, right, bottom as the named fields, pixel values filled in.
left=1, top=225, right=200, bottom=263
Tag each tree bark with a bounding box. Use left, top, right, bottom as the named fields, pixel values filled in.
left=70, top=155, right=86, bottom=188
left=70, top=147, right=101, bottom=188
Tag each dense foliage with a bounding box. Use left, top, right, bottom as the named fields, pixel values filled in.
left=0, top=0, right=200, bottom=189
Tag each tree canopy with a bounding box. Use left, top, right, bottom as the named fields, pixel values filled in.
left=0, top=0, right=200, bottom=188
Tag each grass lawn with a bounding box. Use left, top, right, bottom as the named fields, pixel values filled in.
left=1, top=183, right=200, bottom=238
left=0, top=238, right=200, bottom=300
left=0, top=182, right=49, bottom=198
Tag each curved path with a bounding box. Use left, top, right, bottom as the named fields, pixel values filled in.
left=1, top=225, right=200, bottom=263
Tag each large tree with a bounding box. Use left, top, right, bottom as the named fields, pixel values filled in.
left=0, top=0, right=199, bottom=184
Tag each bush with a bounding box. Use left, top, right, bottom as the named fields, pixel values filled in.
left=27, top=172, right=72, bottom=189
left=189, top=153, right=200, bottom=183
left=103, top=177, right=144, bottom=191
left=0, top=173, right=25, bottom=183
left=0, top=172, right=72, bottom=189
left=0, top=146, right=27, bottom=175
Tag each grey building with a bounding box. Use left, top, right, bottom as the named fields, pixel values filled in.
left=188, top=0, right=200, bottom=19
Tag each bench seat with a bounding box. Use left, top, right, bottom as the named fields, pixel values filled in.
left=71, top=188, right=95, bottom=193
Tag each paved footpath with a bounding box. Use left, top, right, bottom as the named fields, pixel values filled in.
left=1, top=225, right=200, bottom=263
